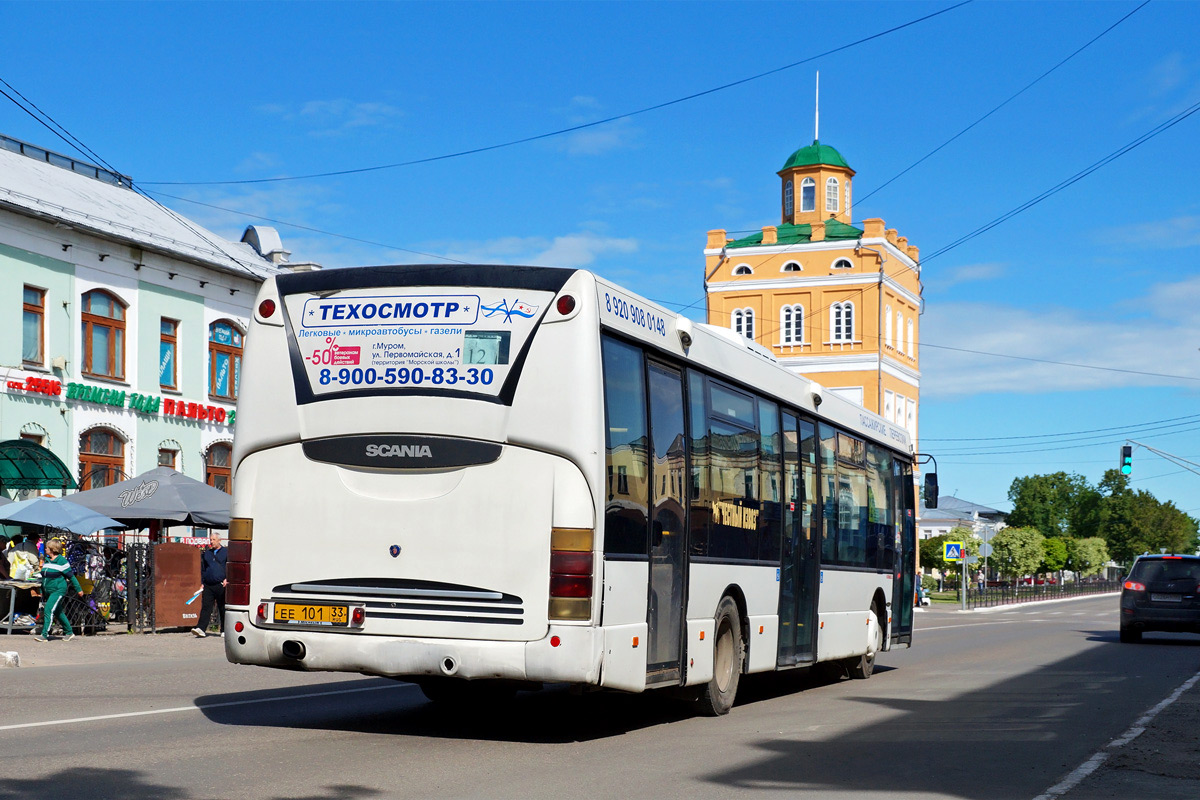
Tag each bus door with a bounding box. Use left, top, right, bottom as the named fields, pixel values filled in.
left=777, top=412, right=819, bottom=666
left=645, top=361, right=687, bottom=684
left=891, top=460, right=916, bottom=644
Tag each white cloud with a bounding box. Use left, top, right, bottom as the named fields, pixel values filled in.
left=561, top=117, right=640, bottom=156
left=936, top=262, right=1008, bottom=289
left=921, top=275, right=1200, bottom=397
left=442, top=231, right=638, bottom=268
left=1109, top=215, right=1200, bottom=249
left=259, top=99, right=405, bottom=137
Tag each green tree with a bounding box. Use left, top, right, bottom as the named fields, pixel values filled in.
left=1008, top=472, right=1102, bottom=539
left=919, top=528, right=978, bottom=572
left=1096, top=469, right=1200, bottom=562
left=1040, top=536, right=1069, bottom=574
left=1067, top=537, right=1109, bottom=577
left=990, top=526, right=1045, bottom=581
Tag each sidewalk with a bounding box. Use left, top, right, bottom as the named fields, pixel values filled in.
left=0, top=627, right=225, bottom=669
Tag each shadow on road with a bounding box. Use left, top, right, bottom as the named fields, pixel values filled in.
left=0, top=767, right=382, bottom=800
left=702, top=633, right=1200, bottom=799
left=195, top=666, right=854, bottom=743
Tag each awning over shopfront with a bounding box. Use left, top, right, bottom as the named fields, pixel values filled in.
left=0, top=439, right=77, bottom=492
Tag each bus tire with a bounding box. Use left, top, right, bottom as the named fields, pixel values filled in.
left=848, top=608, right=883, bottom=680
left=697, top=596, right=744, bottom=716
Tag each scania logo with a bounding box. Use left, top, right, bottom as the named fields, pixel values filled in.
left=364, top=444, right=433, bottom=458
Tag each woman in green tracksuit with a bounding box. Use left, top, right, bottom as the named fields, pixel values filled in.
left=34, top=539, right=82, bottom=642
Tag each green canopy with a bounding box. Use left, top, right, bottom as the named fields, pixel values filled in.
left=0, top=439, right=77, bottom=491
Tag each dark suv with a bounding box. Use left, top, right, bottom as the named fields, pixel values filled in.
left=1119, top=554, right=1200, bottom=643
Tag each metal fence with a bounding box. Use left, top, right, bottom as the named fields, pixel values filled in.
left=125, top=542, right=155, bottom=632
left=964, top=580, right=1121, bottom=610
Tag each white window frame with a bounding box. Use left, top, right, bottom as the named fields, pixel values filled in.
left=731, top=307, right=755, bottom=341
left=825, top=177, right=839, bottom=213
left=830, top=301, right=855, bottom=343
left=732, top=264, right=753, bottom=276
left=781, top=261, right=802, bottom=273
left=800, top=178, right=816, bottom=212
left=896, top=312, right=904, bottom=354
left=884, top=305, right=892, bottom=347
left=781, top=304, right=805, bottom=346
left=908, top=318, right=915, bottom=357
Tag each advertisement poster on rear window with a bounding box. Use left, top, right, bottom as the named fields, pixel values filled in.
left=283, top=287, right=553, bottom=397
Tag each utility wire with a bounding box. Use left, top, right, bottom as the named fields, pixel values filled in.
left=137, top=2, right=972, bottom=187
left=924, top=413, right=1200, bottom=442
left=0, top=79, right=273, bottom=279
left=854, top=0, right=1150, bottom=208
left=922, top=98, right=1200, bottom=263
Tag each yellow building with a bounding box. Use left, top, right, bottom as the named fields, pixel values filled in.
left=704, top=139, right=922, bottom=443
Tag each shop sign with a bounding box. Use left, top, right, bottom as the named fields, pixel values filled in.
left=6, top=375, right=63, bottom=396
left=65, top=382, right=236, bottom=427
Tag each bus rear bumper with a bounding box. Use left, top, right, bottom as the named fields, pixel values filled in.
left=224, top=610, right=604, bottom=685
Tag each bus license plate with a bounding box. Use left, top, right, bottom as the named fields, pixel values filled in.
left=274, top=603, right=349, bottom=626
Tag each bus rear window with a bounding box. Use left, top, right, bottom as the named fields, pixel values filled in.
left=282, top=287, right=550, bottom=399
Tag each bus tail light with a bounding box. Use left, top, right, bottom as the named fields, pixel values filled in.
left=549, top=528, right=593, bottom=621
left=227, top=518, right=253, bottom=607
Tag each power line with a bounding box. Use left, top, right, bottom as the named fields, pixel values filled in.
left=934, top=419, right=1200, bottom=455
left=922, top=98, right=1200, bottom=263
left=136, top=2, right=972, bottom=187
left=854, top=0, right=1150, bottom=209
left=924, top=413, right=1200, bottom=442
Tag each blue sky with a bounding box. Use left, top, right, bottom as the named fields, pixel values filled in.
left=3, top=1, right=1198, bottom=518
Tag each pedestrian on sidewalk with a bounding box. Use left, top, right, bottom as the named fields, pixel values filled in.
left=193, top=531, right=227, bottom=638
left=33, top=538, right=82, bottom=642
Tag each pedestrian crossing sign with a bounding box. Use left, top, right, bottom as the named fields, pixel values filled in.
left=943, top=541, right=964, bottom=561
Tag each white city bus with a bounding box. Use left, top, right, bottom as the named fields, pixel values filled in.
left=225, top=264, right=918, bottom=714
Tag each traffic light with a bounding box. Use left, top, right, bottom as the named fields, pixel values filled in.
left=1120, top=445, right=1133, bottom=475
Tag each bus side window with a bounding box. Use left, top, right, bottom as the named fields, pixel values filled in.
left=818, top=424, right=839, bottom=564
left=757, top=398, right=782, bottom=564
left=688, top=370, right=710, bottom=557
left=602, top=337, right=649, bottom=557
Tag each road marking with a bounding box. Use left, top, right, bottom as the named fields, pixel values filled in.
left=0, top=681, right=412, bottom=732
left=1032, top=668, right=1200, bottom=800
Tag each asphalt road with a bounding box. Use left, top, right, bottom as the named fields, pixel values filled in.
left=1, top=594, right=1197, bottom=800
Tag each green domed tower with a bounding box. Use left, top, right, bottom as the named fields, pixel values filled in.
left=778, top=140, right=855, bottom=227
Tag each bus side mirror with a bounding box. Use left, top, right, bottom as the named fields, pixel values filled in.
left=924, top=473, right=939, bottom=509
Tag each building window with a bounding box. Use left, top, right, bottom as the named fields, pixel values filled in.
left=732, top=264, right=753, bottom=276
left=22, top=286, right=45, bottom=366
left=781, top=304, right=804, bottom=345
left=732, top=308, right=755, bottom=341
left=831, top=302, right=854, bottom=343
left=896, top=312, right=905, bottom=354
left=832, top=258, right=853, bottom=270
left=160, top=318, right=178, bottom=390
left=208, top=321, right=244, bottom=401
left=81, top=290, right=127, bottom=381
left=825, top=178, right=840, bottom=213
left=781, top=261, right=801, bottom=272
left=158, top=448, right=177, bottom=469
left=783, top=180, right=794, bottom=217
left=800, top=177, right=816, bottom=212
left=206, top=443, right=232, bottom=493
left=884, top=390, right=895, bottom=422
left=79, top=428, right=125, bottom=490
left=885, top=305, right=893, bottom=347
left=20, top=431, right=43, bottom=447
left=908, top=318, right=915, bottom=357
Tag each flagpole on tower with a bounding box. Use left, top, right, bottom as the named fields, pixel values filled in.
left=814, top=71, right=820, bottom=142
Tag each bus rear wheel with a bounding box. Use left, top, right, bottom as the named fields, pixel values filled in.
left=847, top=609, right=883, bottom=679
left=697, top=596, right=744, bottom=716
